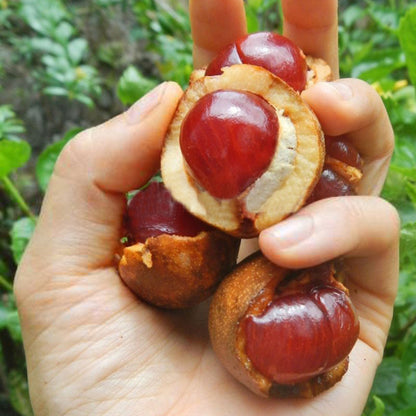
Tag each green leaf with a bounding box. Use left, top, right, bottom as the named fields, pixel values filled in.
left=7, top=369, right=33, bottom=416
left=73, top=94, right=95, bottom=108
left=391, top=407, right=416, bottom=416
left=406, top=182, right=416, bottom=206
left=43, top=86, right=69, bottom=96
left=28, top=37, right=65, bottom=55
left=10, top=217, right=36, bottom=265
left=371, top=356, right=403, bottom=397
left=0, top=140, right=31, bottom=178
left=369, top=396, right=386, bottom=416
left=54, top=21, right=74, bottom=43
left=67, top=38, right=88, bottom=65
left=0, top=105, right=25, bottom=140
left=390, top=165, right=416, bottom=180
left=351, top=49, right=406, bottom=82
left=400, top=222, right=416, bottom=267
left=402, top=331, right=416, bottom=377
left=0, top=259, right=9, bottom=280
left=36, top=127, right=82, bottom=192
left=116, top=66, right=158, bottom=106
left=245, top=3, right=260, bottom=33
left=0, top=303, right=22, bottom=343
left=342, top=5, right=366, bottom=28
left=368, top=5, right=401, bottom=32
left=398, top=7, right=416, bottom=86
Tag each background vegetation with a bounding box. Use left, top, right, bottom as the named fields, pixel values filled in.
left=0, top=0, right=415, bottom=414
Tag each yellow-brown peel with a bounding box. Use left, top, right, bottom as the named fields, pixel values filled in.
left=119, top=231, right=240, bottom=309
left=325, top=155, right=363, bottom=185
left=306, top=55, right=334, bottom=87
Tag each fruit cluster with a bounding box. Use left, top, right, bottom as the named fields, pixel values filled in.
left=117, top=32, right=363, bottom=398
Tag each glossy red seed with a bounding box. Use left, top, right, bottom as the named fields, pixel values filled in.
left=205, top=43, right=242, bottom=76
left=244, top=284, right=359, bottom=384
left=307, top=168, right=354, bottom=203
left=325, top=137, right=362, bottom=169
left=206, top=32, right=307, bottom=92
left=126, top=181, right=212, bottom=243
left=180, top=90, right=278, bottom=199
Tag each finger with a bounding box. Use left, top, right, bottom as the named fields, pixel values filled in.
left=17, top=82, right=183, bottom=283
left=61, top=82, right=183, bottom=194
left=259, top=196, right=399, bottom=356
left=302, top=79, right=394, bottom=195
left=259, top=196, right=399, bottom=298
left=190, top=0, right=247, bottom=68
left=282, top=0, right=339, bottom=76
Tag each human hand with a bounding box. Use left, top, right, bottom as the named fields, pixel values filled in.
left=14, top=1, right=399, bottom=416
left=192, top=0, right=399, bottom=411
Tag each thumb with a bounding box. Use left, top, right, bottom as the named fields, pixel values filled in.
left=16, top=81, right=183, bottom=292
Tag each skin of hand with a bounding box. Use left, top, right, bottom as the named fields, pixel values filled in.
left=14, top=1, right=399, bottom=415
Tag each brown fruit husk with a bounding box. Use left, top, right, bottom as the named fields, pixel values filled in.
left=209, top=252, right=356, bottom=398
left=306, top=55, right=333, bottom=87
left=118, top=231, right=240, bottom=309
left=161, top=64, right=325, bottom=238
left=325, top=155, right=363, bottom=185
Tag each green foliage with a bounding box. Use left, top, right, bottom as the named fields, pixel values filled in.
left=339, top=3, right=407, bottom=82
left=132, top=0, right=193, bottom=87
left=36, top=127, right=81, bottom=192
left=398, top=7, right=416, bottom=85
left=367, top=396, right=386, bottom=416
left=358, top=5, right=416, bottom=415
left=245, top=0, right=282, bottom=33
left=0, top=3, right=13, bottom=29
left=12, top=0, right=102, bottom=106
left=0, top=106, right=25, bottom=142
left=0, top=107, right=31, bottom=190
left=10, top=218, right=36, bottom=265
left=0, top=141, right=31, bottom=179
left=117, top=66, right=158, bottom=106
left=6, top=369, right=32, bottom=416
left=0, top=302, right=21, bottom=344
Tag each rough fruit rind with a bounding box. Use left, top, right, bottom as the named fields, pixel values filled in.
left=119, top=230, right=240, bottom=309
left=208, top=253, right=288, bottom=396
left=161, top=64, right=325, bottom=237
left=208, top=252, right=359, bottom=398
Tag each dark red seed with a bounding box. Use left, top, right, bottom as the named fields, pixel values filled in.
left=180, top=90, right=279, bottom=199
left=243, top=283, right=359, bottom=384
left=206, top=32, right=307, bottom=92
left=307, top=168, right=354, bottom=203
left=325, top=137, right=362, bottom=169
left=126, top=181, right=212, bottom=243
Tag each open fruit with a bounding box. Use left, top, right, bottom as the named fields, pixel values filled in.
left=205, top=32, right=308, bottom=92
left=161, top=64, right=325, bottom=238
left=180, top=89, right=279, bottom=199
left=209, top=253, right=360, bottom=398
left=118, top=181, right=240, bottom=309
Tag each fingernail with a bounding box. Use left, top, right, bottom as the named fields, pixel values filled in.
left=125, top=82, right=168, bottom=124
left=328, top=81, right=353, bottom=100
left=263, top=215, right=314, bottom=249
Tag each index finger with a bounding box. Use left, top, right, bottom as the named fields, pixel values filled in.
left=190, top=0, right=247, bottom=69
left=282, top=0, right=339, bottom=76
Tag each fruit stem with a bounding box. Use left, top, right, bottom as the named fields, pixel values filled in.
left=1, top=176, right=37, bottom=220
left=0, top=274, right=13, bottom=292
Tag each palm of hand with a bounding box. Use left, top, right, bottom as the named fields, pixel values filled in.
left=19, top=256, right=388, bottom=416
